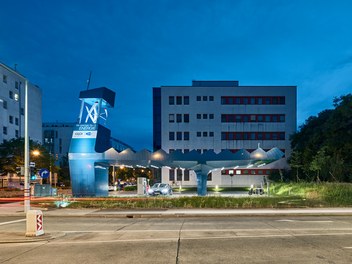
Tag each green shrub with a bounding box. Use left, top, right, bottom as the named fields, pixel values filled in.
left=124, top=186, right=137, bottom=191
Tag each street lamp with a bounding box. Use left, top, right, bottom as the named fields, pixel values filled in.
left=24, top=79, right=30, bottom=212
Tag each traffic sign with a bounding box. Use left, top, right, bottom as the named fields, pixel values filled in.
left=39, top=168, right=50, bottom=179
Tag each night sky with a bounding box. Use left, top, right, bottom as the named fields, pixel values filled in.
left=1, top=0, right=352, bottom=150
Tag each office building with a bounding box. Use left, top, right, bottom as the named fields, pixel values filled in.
left=153, top=80, right=297, bottom=187
left=43, top=122, right=134, bottom=166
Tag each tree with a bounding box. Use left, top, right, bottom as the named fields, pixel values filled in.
left=290, top=93, right=352, bottom=182
left=0, top=138, right=55, bottom=177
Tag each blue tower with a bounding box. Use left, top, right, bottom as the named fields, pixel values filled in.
left=69, top=87, right=115, bottom=197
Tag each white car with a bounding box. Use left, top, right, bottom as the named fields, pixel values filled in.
left=148, top=183, right=173, bottom=196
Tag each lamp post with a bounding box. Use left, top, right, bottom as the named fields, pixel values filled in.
left=24, top=80, right=30, bottom=212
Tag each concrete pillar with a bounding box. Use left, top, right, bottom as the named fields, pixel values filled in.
left=195, top=170, right=207, bottom=196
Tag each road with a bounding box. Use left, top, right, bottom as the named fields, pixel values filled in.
left=1, top=215, right=352, bottom=263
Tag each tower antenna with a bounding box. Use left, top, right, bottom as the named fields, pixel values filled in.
left=86, top=71, right=92, bottom=90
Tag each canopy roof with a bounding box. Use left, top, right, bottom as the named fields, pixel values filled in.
left=104, top=147, right=285, bottom=171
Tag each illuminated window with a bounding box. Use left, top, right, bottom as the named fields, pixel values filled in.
left=169, top=114, right=174, bottom=123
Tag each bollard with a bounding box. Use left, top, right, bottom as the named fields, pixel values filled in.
left=25, top=210, right=44, bottom=237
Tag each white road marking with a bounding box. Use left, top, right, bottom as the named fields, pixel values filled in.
left=0, top=219, right=26, bottom=226
left=276, top=219, right=333, bottom=223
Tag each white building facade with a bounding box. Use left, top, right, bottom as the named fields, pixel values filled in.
left=153, top=80, right=297, bottom=187
left=0, top=62, right=42, bottom=143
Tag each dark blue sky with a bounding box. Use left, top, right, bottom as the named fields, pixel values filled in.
left=1, top=0, right=352, bottom=150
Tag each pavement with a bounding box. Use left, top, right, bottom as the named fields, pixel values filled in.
left=1, top=202, right=352, bottom=244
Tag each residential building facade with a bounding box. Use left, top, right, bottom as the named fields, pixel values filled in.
left=0, top=62, right=42, bottom=143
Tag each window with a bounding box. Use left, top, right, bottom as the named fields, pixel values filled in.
left=9, top=91, right=13, bottom=99
left=209, top=96, right=214, bottom=101
left=169, top=96, right=174, bottom=105
left=15, top=130, right=19, bottom=138
left=209, top=132, right=214, bottom=137
left=184, top=170, right=190, bottom=181
left=176, top=114, right=182, bottom=123
left=3, top=75, right=7, bottom=83
left=203, top=96, right=207, bottom=101
left=15, top=118, right=19, bottom=126
left=169, top=169, right=175, bottom=181
left=169, top=114, right=175, bottom=123
left=169, top=132, right=175, bottom=140
left=14, top=93, right=19, bottom=101
left=176, top=96, right=182, bottom=105
left=3, top=100, right=7, bottom=109
left=184, top=132, right=189, bottom=140
left=9, top=116, right=13, bottom=124
left=221, top=132, right=227, bottom=140
left=250, top=132, right=256, bottom=140
left=203, top=114, right=208, bottom=119
left=197, top=96, right=201, bottom=101
left=177, top=169, right=182, bottom=181
left=197, top=131, right=201, bottom=137
left=183, top=96, right=189, bottom=105
left=20, top=108, right=24, bottom=115
left=265, top=115, right=271, bottom=122
left=209, top=114, right=214, bottom=119
left=15, top=81, right=19, bottom=89
left=197, top=114, right=201, bottom=119
left=279, top=97, right=285, bottom=104
left=279, top=115, right=285, bottom=122
left=3, top=127, right=7, bottom=135
left=184, top=114, right=189, bottom=123
left=207, top=172, right=212, bottom=181
left=176, top=131, right=182, bottom=140
left=203, top=132, right=208, bottom=137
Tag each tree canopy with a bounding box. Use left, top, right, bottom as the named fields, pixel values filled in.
left=0, top=138, right=55, bottom=176
left=290, top=94, right=352, bottom=182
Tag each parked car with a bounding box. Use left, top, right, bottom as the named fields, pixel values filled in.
left=148, top=183, right=173, bottom=196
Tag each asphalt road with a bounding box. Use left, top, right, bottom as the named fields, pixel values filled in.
left=1, top=215, right=352, bottom=263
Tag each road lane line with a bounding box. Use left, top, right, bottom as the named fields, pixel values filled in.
left=0, top=219, right=26, bottom=226
left=276, top=219, right=334, bottom=223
